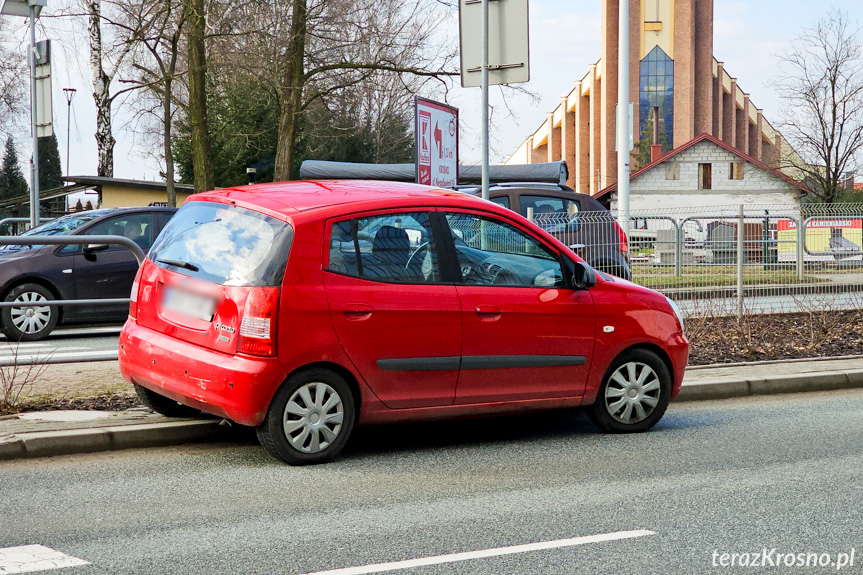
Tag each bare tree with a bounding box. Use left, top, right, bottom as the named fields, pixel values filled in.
left=185, top=0, right=212, bottom=192
left=775, top=9, right=863, bottom=204
left=269, top=0, right=458, bottom=180
left=0, top=19, right=28, bottom=135
left=114, top=0, right=187, bottom=206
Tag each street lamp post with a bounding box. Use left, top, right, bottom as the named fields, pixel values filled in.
left=62, top=88, right=76, bottom=177
left=0, top=0, right=47, bottom=229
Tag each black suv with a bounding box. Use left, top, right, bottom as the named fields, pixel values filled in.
left=460, top=183, right=631, bottom=280
left=0, top=207, right=177, bottom=341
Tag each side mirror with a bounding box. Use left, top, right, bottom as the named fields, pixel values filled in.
left=571, top=261, right=597, bottom=290
left=84, top=243, right=110, bottom=254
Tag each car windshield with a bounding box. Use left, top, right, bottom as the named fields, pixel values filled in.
left=21, top=213, right=102, bottom=237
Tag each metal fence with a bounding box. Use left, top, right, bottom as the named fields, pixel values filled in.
left=531, top=203, right=863, bottom=319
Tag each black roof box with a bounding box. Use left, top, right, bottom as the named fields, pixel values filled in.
left=299, top=160, right=569, bottom=186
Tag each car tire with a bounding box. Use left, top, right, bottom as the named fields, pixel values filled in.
left=134, top=384, right=202, bottom=417
left=257, top=368, right=356, bottom=465
left=587, top=349, right=671, bottom=434
left=0, top=283, right=59, bottom=342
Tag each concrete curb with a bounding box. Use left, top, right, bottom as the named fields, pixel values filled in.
left=675, top=369, right=863, bottom=402
left=0, top=419, right=230, bottom=461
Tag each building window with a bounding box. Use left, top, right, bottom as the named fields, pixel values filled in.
left=639, top=46, right=674, bottom=153
left=730, top=162, right=744, bottom=180
left=665, top=163, right=680, bottom=180
left=699, top=163, right=713, bottom=190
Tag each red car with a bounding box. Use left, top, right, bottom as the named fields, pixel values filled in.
left=119, top=181, right=688, bottom=465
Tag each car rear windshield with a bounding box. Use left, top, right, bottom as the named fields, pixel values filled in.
left=149, top=201, right=293, bottom=286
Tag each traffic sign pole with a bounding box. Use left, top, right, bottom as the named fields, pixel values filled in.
left=481, top=0, right=489, bottom=201
left=617, top=0, right=630, bottom=239
left=29, top=3, right=40, bottom=228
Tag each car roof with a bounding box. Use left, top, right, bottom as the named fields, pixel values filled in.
left=192, top=180, right=488, bottom=216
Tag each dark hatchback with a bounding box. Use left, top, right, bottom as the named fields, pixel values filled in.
left=0, top=207, right=176, bottom=341
left=463, top=183, right=631, bottom=280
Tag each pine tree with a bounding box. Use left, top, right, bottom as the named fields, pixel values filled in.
left=74, top=199, right=84, bottom=212
left=38, top=133, right=63, bottom=191
left=84, top=200, right=93, bottom=210
left=0, top=138, right=29, bottom=200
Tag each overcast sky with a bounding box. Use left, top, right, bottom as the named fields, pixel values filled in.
left=4, top=0, right=863, bottom=181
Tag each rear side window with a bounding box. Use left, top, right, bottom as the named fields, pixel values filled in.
left=519, top=195, right=579, bottom=217
left=490, top=196, right=510, bottom=209
left=149, top=201, right=293, bottom=286
left=327, top=212, right=440, bottom=284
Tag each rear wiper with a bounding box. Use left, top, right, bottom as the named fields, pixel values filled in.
left=157, top=258, right=200, bottom=272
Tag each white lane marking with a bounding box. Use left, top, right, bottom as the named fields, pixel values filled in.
left=0, top=545, right=89, bottom=573
left=299, top=529, right=656, bottom=575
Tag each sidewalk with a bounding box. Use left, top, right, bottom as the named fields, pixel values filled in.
left=2, top=356, right=863, bottom=461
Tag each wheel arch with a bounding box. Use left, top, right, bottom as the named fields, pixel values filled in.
left=616, top=343, right=675, bottom=385
left=282, top=361, right=362, bottom=420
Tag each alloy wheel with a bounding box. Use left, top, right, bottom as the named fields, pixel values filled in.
left=283, top=382, right=344, bottom=454
left=604, top=361, right=661, bottom=424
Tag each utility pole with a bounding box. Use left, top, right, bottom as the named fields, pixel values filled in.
left=617, top=0, right=631, bottom=239
left=480, top=0, right=489, bottom=201
left=62, top=87, right=76, bottom=177
left=28, top=2, right=40, bottom=228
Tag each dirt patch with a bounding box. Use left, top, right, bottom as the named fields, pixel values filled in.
left=687, top=309, right=863, bottom=365
left=19, top=392, right=141, bottom=413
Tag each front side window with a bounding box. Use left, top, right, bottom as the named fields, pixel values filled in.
left=444, top=212, right=565, bottom=288
left=327, top=212, right=440, bottom=284
left=83, top=213, right=158, bottom=250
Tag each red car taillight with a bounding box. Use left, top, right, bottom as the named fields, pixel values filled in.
left=614, top=221, right=629, bottom=253
left=238, top=287, right=279, bottom=356
left=129, top=264, right=144, bottom=319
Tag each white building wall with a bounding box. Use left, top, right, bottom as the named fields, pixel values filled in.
left=613, top=140, right=801, bottom=212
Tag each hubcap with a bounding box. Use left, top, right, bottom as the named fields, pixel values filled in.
left=604, top=362, right=661, bottom=424
left=10, top=292, right=51, bottom=335
left=283, top=382, right=344, bottom=454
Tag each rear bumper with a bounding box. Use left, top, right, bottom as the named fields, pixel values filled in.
left=119, top=319, right=287, bottom=426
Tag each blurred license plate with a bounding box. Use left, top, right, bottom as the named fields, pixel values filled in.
left=162, top=287, right=215, bottom=321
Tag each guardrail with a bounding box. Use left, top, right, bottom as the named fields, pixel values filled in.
left=0, top=235, right=144, bottom=365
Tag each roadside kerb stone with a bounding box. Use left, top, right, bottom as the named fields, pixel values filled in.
left=676, top=369, right=863, bottom=402
left=0, top=419, right=227, bottom=461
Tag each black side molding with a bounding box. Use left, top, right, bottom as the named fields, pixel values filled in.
left=377, top=357, right=461, bottom=371
left=376, top=355, right=586, bottom=372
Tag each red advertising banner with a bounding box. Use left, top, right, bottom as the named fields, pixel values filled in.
left=415, top=97, right=459, bottom=188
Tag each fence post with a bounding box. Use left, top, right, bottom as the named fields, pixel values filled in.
left=796, top=215, right=805, bottom=281
left=674, top=219, right=683, bottom=277
left=526, top=207, right=534, bottom=222
left=737, top=204, right=744, bottom=322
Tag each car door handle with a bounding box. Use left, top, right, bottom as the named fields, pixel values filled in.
left=475, top=305, right=502, bottom=321
left=341, top=303, right=372, bottom=320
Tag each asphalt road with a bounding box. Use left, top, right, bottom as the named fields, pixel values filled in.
left=0, top=327, right=120, bottom=365
left=2, top=390, right=862, bottom=575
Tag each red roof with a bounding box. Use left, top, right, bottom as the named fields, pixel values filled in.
left=595, top=133, right=808, bottom=199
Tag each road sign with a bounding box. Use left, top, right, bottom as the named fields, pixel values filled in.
left=35, top=39, right=52, bottom=138
left=459, top=0, right=529, bottom=88
left=415, top=97, right=459, bottom=188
